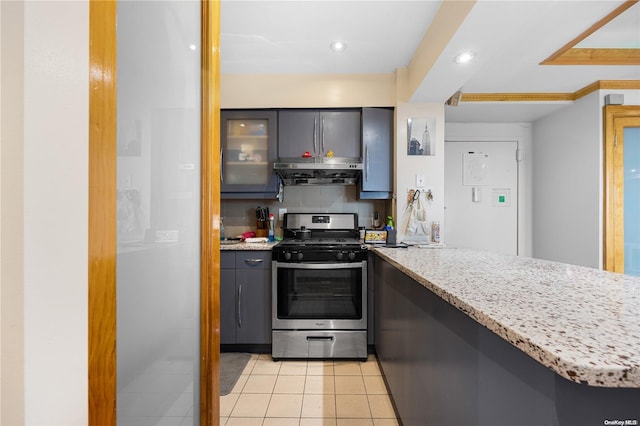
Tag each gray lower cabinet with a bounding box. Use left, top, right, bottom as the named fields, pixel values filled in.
left=220, top=251, right=271, bottom=345
left=360, top=107, right=393, bottom=199
left=374, top=255, right=640, bottom=426
left=278, top=109, right=361, bottom=158
left=220, top=264, right=237, bottom=344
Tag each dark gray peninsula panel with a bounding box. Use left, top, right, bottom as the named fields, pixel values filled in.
left=374, top=251, right=640, bottom=426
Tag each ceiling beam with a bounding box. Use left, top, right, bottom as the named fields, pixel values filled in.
left=405, top=0, right=475, bottom=101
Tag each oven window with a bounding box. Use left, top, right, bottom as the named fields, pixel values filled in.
left=276, top=266, right=363, bottom=320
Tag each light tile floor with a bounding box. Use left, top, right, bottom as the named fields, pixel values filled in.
left=221, top=354, right=399, bottom=426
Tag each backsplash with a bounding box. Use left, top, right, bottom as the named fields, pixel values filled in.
left=222, top=186, right=388, bottom=239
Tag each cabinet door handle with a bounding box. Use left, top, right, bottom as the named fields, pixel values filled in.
left=365, top=145, right=369, bottom=183
left=237, top=283, right=242, bottom=328
left=321, top=117, right=325, bottom=155
left=313, top=117, right=318, bottom=155
left=220, top=148, right=224, bottom=183
left=244, top=258, right=264, bottom=265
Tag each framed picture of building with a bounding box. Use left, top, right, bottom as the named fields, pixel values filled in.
left=407, top=117, right=435, bottom=156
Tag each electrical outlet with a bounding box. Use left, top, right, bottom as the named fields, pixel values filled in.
left=416, top=174, right=425, bottom=188
left=278, top=208, right=287, bottom=221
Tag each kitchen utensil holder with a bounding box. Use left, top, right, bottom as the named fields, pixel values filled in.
left=256, top=219, right=268, bottom=237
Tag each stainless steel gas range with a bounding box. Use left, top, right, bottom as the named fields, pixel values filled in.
left=271, top=213, right=368, bottom=360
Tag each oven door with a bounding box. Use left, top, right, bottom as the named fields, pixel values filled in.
left=272, top=261, right=367, bottom=330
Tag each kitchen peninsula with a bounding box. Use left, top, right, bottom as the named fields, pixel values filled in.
left=372, top=246, right=640, bottom=426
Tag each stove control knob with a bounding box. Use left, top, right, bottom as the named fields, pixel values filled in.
left=296, top=252, right=304, bottom=261
left=336, top=251, right=344, bottom=261
left=283, top=251, right=292, bottom=261
left=348, top=251, right=356, bottom=261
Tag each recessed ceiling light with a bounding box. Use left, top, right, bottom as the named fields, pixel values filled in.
left=454, top=51, right=475, bottom=64
left=189, top=44, right=197, bottom=51
left=330, top=41, right=347, bottom=53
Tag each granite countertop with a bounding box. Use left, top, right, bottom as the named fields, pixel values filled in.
left=372, top=246, right=640, bottom=388
left=220, top=240, right=278, bottom=251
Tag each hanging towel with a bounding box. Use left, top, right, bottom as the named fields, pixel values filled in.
left=406, top=192, right=430, bottom=236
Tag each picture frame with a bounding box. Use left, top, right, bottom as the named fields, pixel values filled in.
left=364, top=229, right=388, bottom=244
left=407, top=117, right=435, bottom=156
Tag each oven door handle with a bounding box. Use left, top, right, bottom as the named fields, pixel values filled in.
left=273, top=261, right=366, bottom=270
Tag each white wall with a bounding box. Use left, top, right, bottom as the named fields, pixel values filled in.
left=221, top=74, right=396, bottom=108
left=533, top=89, right=640, bottom=269
left=394, top=102, right=445, bottom=243
left=22, top=1, right=89, bottom=424
left=533, top=93, right=601, bottom=268
left=444, top=122, right=533, bottom=257
left=1, top=2, right=26, bottom=424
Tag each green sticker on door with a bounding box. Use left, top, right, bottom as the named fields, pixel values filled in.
left=492, top=188, right=511, bottom=207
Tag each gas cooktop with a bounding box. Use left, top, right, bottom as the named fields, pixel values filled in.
left=277, top=238, right=362, bottom=247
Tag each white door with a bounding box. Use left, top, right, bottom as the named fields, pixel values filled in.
left=444, top=141, right=519, bottom=255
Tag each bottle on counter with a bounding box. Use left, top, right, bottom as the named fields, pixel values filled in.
left=268, top=213, right=275, bottom=242
left=220, top=217, right=225, bottom=241
left=431, top=221, right=440, bottom=244
left=385, top=216, right=394, bottom=230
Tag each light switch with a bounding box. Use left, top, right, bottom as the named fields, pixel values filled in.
left=472, top=187, right=480, bottom=202
left=416, top=174, right=425, bottom=188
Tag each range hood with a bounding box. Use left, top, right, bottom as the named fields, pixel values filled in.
left=274, top=157, right=363, bottom=185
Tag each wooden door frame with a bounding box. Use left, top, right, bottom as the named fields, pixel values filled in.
left=88, top=1, right=117, bottom=422
left=200, top=0, right=221, bottom=423
left=603, top=105, right=640, bottom=273
left=88, top=1, right=220, bottom=424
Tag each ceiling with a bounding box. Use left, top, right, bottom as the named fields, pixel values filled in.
left=220, top=0, right=640, bottom=123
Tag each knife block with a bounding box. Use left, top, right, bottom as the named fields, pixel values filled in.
left=256, top=219, right=268, bottom=238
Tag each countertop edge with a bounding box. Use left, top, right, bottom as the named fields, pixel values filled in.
left=220, top=242, right=277, bottom=251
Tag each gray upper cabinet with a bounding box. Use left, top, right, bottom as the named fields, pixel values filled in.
left=277, top=110, right=318, bottom=158
left=278, top=109, right=361, bottom=159
left=221, top=110, right=279, bottom=198
left=360, top=107, right=393, bottom=199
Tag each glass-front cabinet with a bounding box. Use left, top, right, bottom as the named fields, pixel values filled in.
left=221, top=110, right=278, bottom=197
